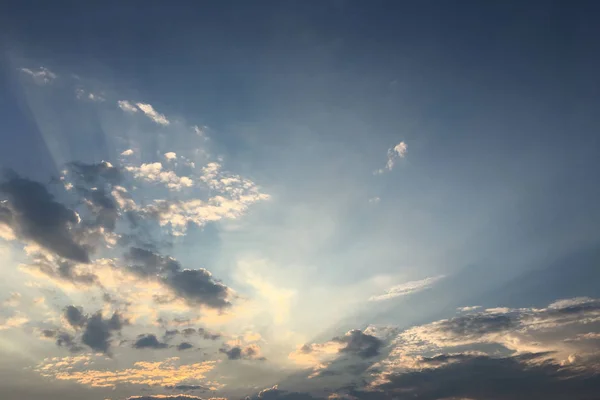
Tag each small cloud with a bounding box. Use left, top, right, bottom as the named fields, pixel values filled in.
left=177, top=342, right=193, bottom=351
left=134, top=334, right=168, bottom=349
left=369, top=275, right=444, bottom=301
left=458, top=305, right=482, bottom=312
left=121, top=149, right=134, bottom=156
left=136, top=103, right=170, bottom=126
left=76, top=88, right=105, bottom=102
left=19, top=66, right=57, bottom=85
left=368, top=197, right=380, bottom=204
left=375, top=141, right=407, bottom=174
left=164, top=152, right=177, bottom=160
left=118, top=100, right=138, bottom=113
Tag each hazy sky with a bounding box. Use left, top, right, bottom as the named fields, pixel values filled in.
left=1, top=1, right=600, bottom=400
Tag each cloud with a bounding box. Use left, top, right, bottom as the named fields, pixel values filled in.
left=36, top=356, right=216, bottom=388
left=125, top=247, right=231, bottom=309
left=219, top=344, right=263, bottom=360
left=363, top=352, right=600, bottom=400
left=0, top=314, right=29, bottom=330
left=121, top=149, right=135, bottom=156
left=375, top=141, right=407, bottom=174
left=368, top=197, right=380, bottom=204
left=177, top=342, right=194, bottom=351
left=19, top=66, right=57, bottom=84
left=165, top=152, right=177, bottom=160
left=126, top=162, right=193, bottom=190
left=0, top=173, right=90, bottom=262
left=2, top=292, right=21, bottom=307
left=76, top=88, right=105, bottom=102
left=134, top=334, right=169, bottom=349
left=127, top=396, right=207, bottom=400
left=19, top=248, right=99, bottom=287
left=64, top=305, right=87, bottom=328
left=136, top=103, right=170, bottom=126
left=457, top=305, right=481, bottom=312
left=369, top=275, right=444, bottom=301
left=332, top=330, right=383, bottom=359
left=118, top=100, right=139, bottom=113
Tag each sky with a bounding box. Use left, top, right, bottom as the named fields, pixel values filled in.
left=1, top=1, right=600, bottom=399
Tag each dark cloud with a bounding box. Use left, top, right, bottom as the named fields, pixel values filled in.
left=125, top=247, right=230, bottom=309
left=219, top=345, right=263, bottom=360
left=0, top=173, right=90, bottom=262
left=55, top=331, right=83, bottom=353
left=63, top=305, right=87, bottom=328
left=68, top=161, right=122, bottom=185
left=436, top=313, right=515, bottom=337
left=40, top=329, right=56, bottom=338
left=358, top=352, right=600, bottom=400
left=134, top=334, right=168, bottom=349
left=81, top=311, right=126, bottom=354
left=333, top=330, right=383, bottom=358
left=164, top=384, right=209, bottom=392
left=254, top=386, right=319, bottom=400
left=220, top=346, right=242, bottom=360
left=197, top=327, right=221, bottom=340
left=127, top=396, right=204, bottom=400
left=177, top=342, right=193, bottom=351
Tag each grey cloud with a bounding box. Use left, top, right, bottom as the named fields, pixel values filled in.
left=68, top=161, right=122, bottom=185
left=333, top=330, right=383, bottom=359
left=177, top=342, right=193, bottom=351
left=0, top=173, right=90, bottom=263
left=55, top=331, right=83, bottom=353
left=81, top=311, right=126, bottom=354
left=220, top=346, right=242, bottom=360
left=64, top=305, right=87, bottom=328
left=125, top=247, right=230, bottom=309
left=361, top=353, right=600, bottom=400
left=197, top=327, right=221, bottom=340
left=127, top=396, right=204, bottom=400
left=23, top=251, right=98, bottom=286
left=436, top=313, right=515, bottom=337
left=164, top=384, right=209, bottom=392
left=134, top=334, right=168, bottom=349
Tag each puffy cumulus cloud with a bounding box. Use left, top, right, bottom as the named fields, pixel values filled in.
left=369, top=275, right=444, bottom=302
left=165, top=152, right=177, bottom=160
left=19, top=66, right=57, bottom=84
left=81, top=311, right=127, bottom=354
left=375, top=141, right=407, bottom=174
left=136, top=102, right=170, bottom=126
left=126, top=162, right=193, bottom=190
left=129, top=161, right=269, bottom=236
left=134, top=334, right=168, bottom=349
left=125, top=247, right=231, bottom=309
left=121, top=149, right=135, bottom=156
left=36, top=356, right=216, bottom=388
left=118, top=100, right=139, bottom=113
left=0, top=173, right=90, bottom=262
left=219, top=344, right=263, bottom=361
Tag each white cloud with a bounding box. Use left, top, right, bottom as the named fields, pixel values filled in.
left=120, top=149, right=134, bottom=156
left=126, top=162, right=193, bottom=190
left=76, top=88, right=105, bottom=102
left=369, top=275, right=444, bottom=302
left=458, top=306, right=481, bottom=312
left=117, top=100, right=138, bottom=113
left=136, top=102, right=170, bottom=126
left=164, top=152, right=177, bottom=160
left=368, top=197, right=380, bottom=204
left=0, top=313, right=28, bottom=330
left=375, top=141, right=407, bottom=174
left=19, top=67, right=57, bottom=85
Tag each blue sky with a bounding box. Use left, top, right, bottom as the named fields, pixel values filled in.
left=1, top=1, right=600, bottom=400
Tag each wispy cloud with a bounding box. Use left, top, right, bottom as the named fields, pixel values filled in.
left=19, top=66, right=57, bottom=85
left=118, top=100, right=139, bottom=113
left=136, top=102, right=170, bottom=125
left=369, top=275, right=444, bottom=301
